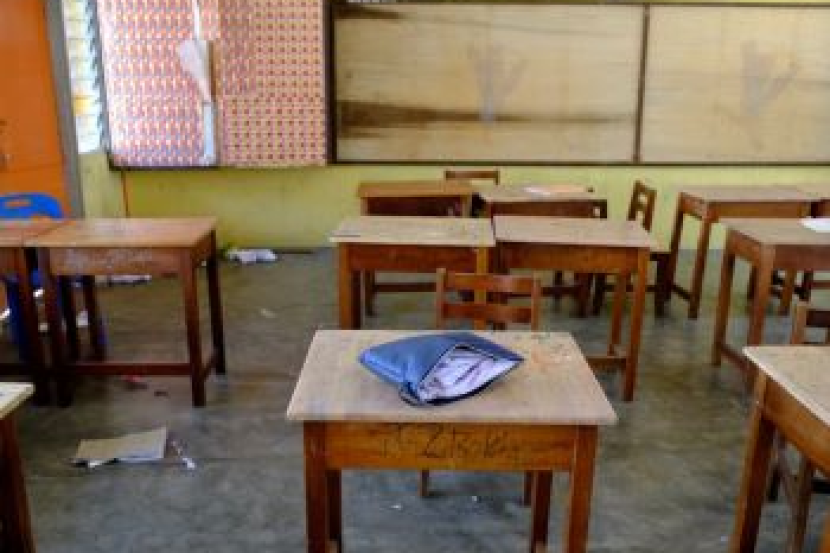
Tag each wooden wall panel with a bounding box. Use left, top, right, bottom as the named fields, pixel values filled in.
left=642, top=6, right=830, bottom=163
left=335, top=4, right=643, bottom=163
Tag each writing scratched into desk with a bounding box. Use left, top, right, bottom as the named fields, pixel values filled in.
left=323, top=422, right=577, bottom=471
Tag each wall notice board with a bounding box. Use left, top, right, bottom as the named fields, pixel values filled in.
left=333, top=2, right=830, bottom=164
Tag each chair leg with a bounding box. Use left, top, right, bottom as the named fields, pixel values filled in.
left=654, top=255, right=670, bottom=317
left=786, top=458, right=815, bottom=553
left=363, top=271, right=376, bottom=317
left=419, top=469, right=430, bottom=498
left=778, top=271, right=798, bottom=316
left=575, top=274, right=592, bottom=317
left=592, top=274, right=608, bottom=315
left=523, top=471, right=534, bottom=507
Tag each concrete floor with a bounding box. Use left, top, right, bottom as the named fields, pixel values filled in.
left=6, top=249, right=829, bottom=552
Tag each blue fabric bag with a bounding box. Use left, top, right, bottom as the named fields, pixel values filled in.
left=359, top=332, right=523, bottom=406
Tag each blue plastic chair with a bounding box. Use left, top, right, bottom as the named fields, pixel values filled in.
left=0, top=193, right=64, bottom=361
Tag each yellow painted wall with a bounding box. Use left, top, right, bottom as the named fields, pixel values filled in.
left=79, top=150, right=125, bottom=217
left=117, top=165, right=830, bottom=250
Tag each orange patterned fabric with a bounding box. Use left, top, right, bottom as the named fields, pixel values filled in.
left=215, top=0, right=327, bottom=167
left=97, top=0, right=327, bottom=167
left=97, top=0, right=212, bottom=167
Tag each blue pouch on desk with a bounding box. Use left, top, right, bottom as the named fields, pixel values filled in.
left=359, top=332, right=523, bottom=406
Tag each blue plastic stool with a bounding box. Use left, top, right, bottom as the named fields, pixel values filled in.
left=0, top=193, right=63, bottom=361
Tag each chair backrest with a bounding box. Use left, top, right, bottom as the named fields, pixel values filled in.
left=627, top=180, right=656, bottom=231
left=435, top=268, right=541, bottom=331
left=444, top=169, right=500, bottom=186
left=0, top=193, right=63, bottom=219
left=790, top=301, right=830, bottom=345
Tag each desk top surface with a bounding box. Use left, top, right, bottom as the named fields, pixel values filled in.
left=0, top=383, right=33, bottom=419
left=494, top=216, right=655, bottom=249
left=330, top=216, right=495, bottom=247
left=359, top=180, right=474, bottom=198
left=287, top=330, right=616, bottom=425
left=722, top=218, right=830, bottom=247
left=477, top=184, right=596, bottom=203
left=744, top=346, right=830, bottom=428
left=679, top=185, right=815, bottom=203
left=27, top=217, right=218, bottom=248
left=795, top=183, right=830, bottom=201
left=0, top=220, right=64, bottom=247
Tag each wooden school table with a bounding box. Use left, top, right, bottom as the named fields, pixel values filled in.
left=667, top=185, right=814, bottom=319
left=0, top=220, right=63, bottom=404
left=331, top=216, right=494, bottom=329
left=358, top=180, right=475, bottom=217
left=477, top=184, right=607, bottom=218
left=287, top=330, right=617, bottom=553
left=0, top=383, right=35, bottom=553
left=29, top=218, right=226, bottom=407
left=712, top=219, right=830, bottom=378
left=494, top=216, right=654, bottom=401
left=730, top=346, right=830, bottom=553
left=797, top=184, right=830, bottom=217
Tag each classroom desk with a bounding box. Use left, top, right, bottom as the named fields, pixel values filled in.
left=712, top=219, right=830, bottom=380
left=0, top=221, right=64, bottom=404
left=331, top=216, right=494, bottom=329
left=29, top=218, right=226, bottom=407
left=477, top=184, right=607, bottom=218
left=730, top=346, right=830, bottom=553
left=358, top=180, right=474, bottom=217
left=667, top=186, right=814, bottom=319
left=287, top=330, right=617, bottom=553
left=0, top=383, right=35, bottom=553
left=494, top=216, right=654, bottom=401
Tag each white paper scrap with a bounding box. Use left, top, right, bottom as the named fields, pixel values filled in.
left=801, top=217, right=830, bottom=233
left=74, top=427, right=167, bottom=467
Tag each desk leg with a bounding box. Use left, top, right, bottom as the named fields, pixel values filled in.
left=564, top=427, right=597, bottom=553
left=0, top=415, right=36, bottom=553
left=181, top=255, right=206, bottom=408
left=712, top=248, right=736, bottom=367
left=304, top=423, right=332, bottom=553
left=624, top=253, right=649, bottom=402
left=729, top=377, right=774, bottom=553
left=338, top=246, right=360, bottom=330
left=81, top=276, right=106, bottom=361
left=744, top=250, right=774, bottom=385
left=206, top=234, right=227, bottom=375
left=608, top=272, right=627, bottom=356
left=666, top=205, right=685, bottom=307
left=59, top=276, right=80, bottom=362
left=529, top=470, right=552, bottom=553
left=39, top=250, right=71, bottom=407
left=14, top=250, right=48, bottom=405
left=689, top=216, right=713, bottom=319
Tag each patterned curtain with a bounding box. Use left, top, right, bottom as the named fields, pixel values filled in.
left=97, top=0, right=214, bottom=167
left=215, top=0, right=327, bottom=167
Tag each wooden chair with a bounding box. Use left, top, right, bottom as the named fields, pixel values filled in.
left=422, top=268, right=541, bottom=501
left=767, top=301, right=830, bottom=553
left=592, top=180, right=671, bottom=316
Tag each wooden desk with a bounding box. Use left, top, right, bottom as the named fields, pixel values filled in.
left=359, top=180, right=474, bottom=217
left=331, top=216, right=494, bottom=329
left=0, top=383, right=35, bottom=553
left=477, top=184, right=606, bottom=218
left=667, top=186, right=814, bottom=319
left=29, top=218, right=226, bottom=407
left=494, top=216, right=654, bottom=401
left=730, top=346, right=830, bottom=552
left=795, top=184, right=830, bottom=216
left=0, top=221, right=63, bottom=404
left=287, top=330, right=616, bottom=553
left=712, top=219, right=830, bottom=378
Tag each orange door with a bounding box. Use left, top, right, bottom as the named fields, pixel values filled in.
left=0, top=0, right=69, bottom=212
